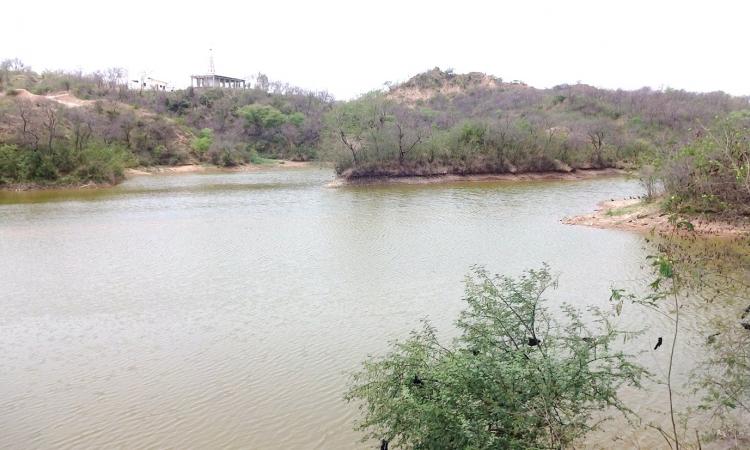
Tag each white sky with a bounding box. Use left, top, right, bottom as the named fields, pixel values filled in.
left=2, top=0, right=748, bottom=99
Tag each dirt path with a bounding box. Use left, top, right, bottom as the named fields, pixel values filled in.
left=4, top=89, right=93, bottom=108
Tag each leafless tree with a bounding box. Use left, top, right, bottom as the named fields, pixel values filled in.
left=638, top=164, right=658, bottom=200
left=1, top=58, right=27, bottom=72
left=103, top=67, right=127, bottom=91
left=14, top=99, right=40, bottom=150
left=279, top=122, right=301, bottom=156
left=339, top=130, right=361, bottom=164
left=254, top=73, right=269, bottom=92
left=66, top=108, right=94, bottom=151
left=41, top=103, right=59, bottom=153
left=113, top=109, right=137, bottom=147
left=585, top=121, right=611, bottom=167
left=395, top=122, right=423, bottom=164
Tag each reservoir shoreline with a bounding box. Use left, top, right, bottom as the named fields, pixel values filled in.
left=329, top=168, right=628, bottom=187
left=562, top=197, right=750, bottom=236
left=0, top=160, right=315, bottom=192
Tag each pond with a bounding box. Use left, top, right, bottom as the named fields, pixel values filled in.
left=0, top=168, right=722, bottom=448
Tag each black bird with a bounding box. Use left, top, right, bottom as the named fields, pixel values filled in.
left=528, top=337, right=540, bottom=346
left=380, top=439, right=389, bottom=450
left=412, top=375, right=423, bottom=386
left=654, top=337, right=663, bottom=350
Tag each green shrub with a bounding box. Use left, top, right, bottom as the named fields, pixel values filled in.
left=659, top=116, right=750, bottom=214
left=192, top=128, right=214, bottom=155
left=240, top=104, right=287, bottom=129
left=0, top=144, right=25, bottom=182
left=74, top=144, right=130, bottom=184
left=347, top=266, right=645, bottom=449
left=207, top=140, right=252, bottom=167
left=33, top=155, right=58, bottom=180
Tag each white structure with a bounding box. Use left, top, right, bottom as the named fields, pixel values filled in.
left=130, top=76, right=170, bottom=91
left=191, top=49, right=246, bottom=89
left=190, top=74, right=245, bottom=89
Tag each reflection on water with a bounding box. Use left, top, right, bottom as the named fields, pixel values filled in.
left=0, top=168, right=732, bottom=448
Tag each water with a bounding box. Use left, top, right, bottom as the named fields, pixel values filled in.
left=0, top=168, right=731, bottom=449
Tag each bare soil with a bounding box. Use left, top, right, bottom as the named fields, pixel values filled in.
left=562, top=198, right=750, bottom=237
left=3, top=89, right=93, bottom=108
left=124, top=160, right=313, bottom=177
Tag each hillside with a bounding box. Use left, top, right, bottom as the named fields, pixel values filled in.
left=327, top=67, right=750, bottom=179
left=0, top=61, right=333, bottom=187
left=0, top=88, right=195, bottom=157
left=0, top=85, right=198, bottom=187
left=387, top=67, right=507, bottom=103
left=2, top=61, right=750, bottom=189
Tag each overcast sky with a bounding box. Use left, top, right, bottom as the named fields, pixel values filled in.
left=2, top=0, right=748, bottom=99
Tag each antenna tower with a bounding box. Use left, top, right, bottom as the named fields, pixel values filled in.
left=208, top=49, right=215, bottom=75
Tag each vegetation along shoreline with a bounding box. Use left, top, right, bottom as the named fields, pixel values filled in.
left=327, top=167, right=626, bottom=187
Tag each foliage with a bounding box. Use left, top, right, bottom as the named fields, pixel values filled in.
left=685, top=235, right=750, bottom=437
left=698, top=319, right=750, bottom=417
left=0, top=60, right=334, bottom=166
left=240, top=104, right=288, bottom=130
left=4, top=60, right=750, bottom=184
left=0, top=144, right=36, bottom=182
left=0, top=142, right=129, bottom=185
left=638, top=164, right=659, bottom=201
left=72, top=144, right=130, bottom=183
left=192, top=128, right=214, bottom=154
left=347, top=266, right=645, bottom=449
left=659, top=113, right=750, bottom=215
left=206, top=138, right=253, bottom=167
left=325, top=68, right=749, bottom=178
left=611, top=222, right=750, bottom=448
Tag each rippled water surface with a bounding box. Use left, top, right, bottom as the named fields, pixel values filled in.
left=0, top=168, right=725, bottom=449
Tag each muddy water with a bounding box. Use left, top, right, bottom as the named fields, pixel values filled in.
left=0, top=168, right=731, bottom=448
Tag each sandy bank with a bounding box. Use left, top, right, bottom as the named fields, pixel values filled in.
left=327, top=168, right=626, bottom=187
left=124, top=160, right=313, bottom=177
left=562, top=198, right=750, bottom=237
left=2, top=161, right=315, bottom=191
left=0, top=180, right=111, bottom=192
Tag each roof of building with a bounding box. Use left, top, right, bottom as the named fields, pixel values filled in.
left=190, top=74, right=245, bottom=82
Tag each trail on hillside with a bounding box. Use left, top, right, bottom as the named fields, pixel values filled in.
left=6, top=89, right=93, bottom=108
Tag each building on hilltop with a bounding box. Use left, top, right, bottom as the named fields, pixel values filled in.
left=130, top=76, right=169, bottom=91
left=190, top=49, right=246, bottom=89
left=190, top=74, right=245, bottom=89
